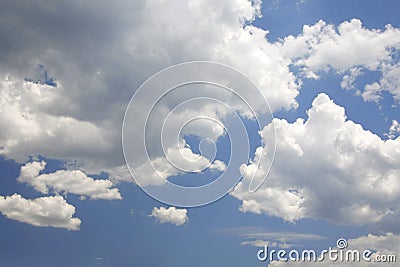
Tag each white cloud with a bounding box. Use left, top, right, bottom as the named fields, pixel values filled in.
left=0, top=194, right=81, bottom=230
left=241, top=239, right=294, bottom=249
left=385, top=120, right=400, bottom=140
left=363, top=82, right=383, bottom=103
left=17, top=161, right=122, bottom=200
left=0, top=77, right=115, bottom=165
left=131, top=139, right=226, bottom=186
left=0, top=3, right=399, bottom=190
left=282, top=19, right=400, bottom=72
left=364, top=62, right=400, bottom=102
left=220, top=227, right=326, bottom=249
left=150, top=206, right=188, bottom=226
left=237, top=188, right=305, bottom=222
left=1, top=0, right=399, bottom=229
left=0, top=0, right=301, bottom=181
left=280, top=19, right=400, bottom=102
left=341, top=67, right=362, bottom=91
left=232, top=93, right=400, bottom=228
left=106, top=164, right=133, bottom=184
left=349, top=233, right=400, bottom=256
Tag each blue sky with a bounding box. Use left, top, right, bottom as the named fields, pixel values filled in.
left=1, top=1, right=400, bottom=266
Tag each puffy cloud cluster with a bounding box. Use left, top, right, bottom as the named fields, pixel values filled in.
left=17, top=161, right=122, bottom=200
left=1, top=0, right=399, bottom=232
left=0, top=0, right=299, bottom=175
left=1, top=1, right=398, bottom=189
left=150, top=206, right=188, bottom=226
left=232, top=93, right=400, bottom=228
left=280, top=19, right=400, bottom=102
left=0, top=194, right=80, bottom=230
left=1, top=0, right=295, bottom=228
left=281, top=19, right=400, bottom=72
left=0, top=160, right=122, bottom=230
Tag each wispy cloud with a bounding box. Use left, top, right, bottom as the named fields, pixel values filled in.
left=217, top=226, right=326, bottom=248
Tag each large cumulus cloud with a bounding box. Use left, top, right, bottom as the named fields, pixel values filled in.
left=232, top=93, right=400, bottom=229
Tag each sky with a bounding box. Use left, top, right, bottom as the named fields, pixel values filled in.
left=0, top=0, right=400, bottom=266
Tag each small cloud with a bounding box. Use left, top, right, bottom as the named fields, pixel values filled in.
left=241, top=239, right=297, bottom=249
left=384, top=120, right=400, bottom=139
left=150, top=206, right=188, bottom=226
